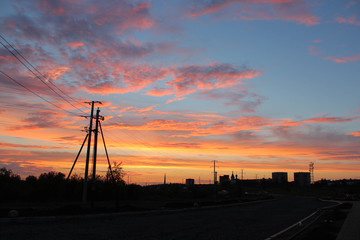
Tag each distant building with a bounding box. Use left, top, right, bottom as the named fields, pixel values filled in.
left=219, top=175, right=230, bottom=184
left=272, top=172, right=288, bottom=184
left=294, top=172, right=311, bottom=186
left=186, top=178, right=195, bottom=186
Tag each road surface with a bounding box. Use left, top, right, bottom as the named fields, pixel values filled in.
left=0, top=195, right=334, bottom=240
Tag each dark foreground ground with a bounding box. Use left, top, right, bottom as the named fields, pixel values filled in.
left=0, top=195, right=335, bottom=240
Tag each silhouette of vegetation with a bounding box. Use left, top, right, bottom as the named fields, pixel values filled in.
left=106, top=161, right=125, bottom=185
left=0, top=168, right=21, bottom=202
left=1, top=167, right=359, bottom=218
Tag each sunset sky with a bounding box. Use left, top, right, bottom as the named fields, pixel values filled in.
left=0, top=0, right=359, bottom=184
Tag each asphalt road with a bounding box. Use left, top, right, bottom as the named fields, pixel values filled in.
left=0, top=195, right=334, bottom=240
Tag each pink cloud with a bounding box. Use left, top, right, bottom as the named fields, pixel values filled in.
left=36, top=0, right=66, bottom=16
left=189, top=0, right=294, bottom=17
left=144, top=64, right=262, bottom=103
left=240, top=1, right=319, bottom=26
left=168, top=64, right=261, bottom=96
left=75, top=64, right=170, bottom=95
left=308, top=46, right=321, bottom=56
left=8, top=110, right=72, bottom=131
left=188, top=0, right=319, bottom=26
left=323, top=54, right=360, bottom=63
left=196, top=87, right=265, bottom=113
left=335, top=16, right=360, bottom=26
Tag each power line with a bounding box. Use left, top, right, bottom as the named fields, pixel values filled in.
left=0, top=34, right=86, bottom=113
left=0, top=70, right=81, bottom=116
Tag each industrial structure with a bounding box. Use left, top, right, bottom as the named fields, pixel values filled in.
left=219, top=175, right=230, bottom=184
left=212, top=160, right=218, bottom=184
left=294, top=172, right=311, bottom=186
left=186, top=178, right=195, bottom=186
left=272, top=172, right=288, bottom=184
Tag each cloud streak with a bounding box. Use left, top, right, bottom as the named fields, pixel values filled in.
left=187, top=0, right=319, bottom=26
left=323, top=54, right=360, bottom=63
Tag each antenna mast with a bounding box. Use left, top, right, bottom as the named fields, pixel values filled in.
left=212, top=160, right=218, bottom=184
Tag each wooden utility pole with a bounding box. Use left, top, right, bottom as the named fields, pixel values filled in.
left=92, top=108, right=101, bottom=181
left=67, top=101, right=116, bottom=207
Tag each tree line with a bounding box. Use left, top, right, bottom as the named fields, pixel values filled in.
left=0, top=164, right=128, bottom=202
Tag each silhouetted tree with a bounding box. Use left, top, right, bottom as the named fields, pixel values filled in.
left=38, top=171, right=65, bottom=182
left=37, top=171, right=66, bottom=200
left=0, top=168, right=21, bottom=202
left=0, top=167, right=20, bottom=183
left=25, top=175, right=37, bottom=184
left=106, top=161, right=125, bottom=185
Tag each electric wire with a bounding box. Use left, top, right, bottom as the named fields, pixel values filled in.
left=1, top=34, right=187, bottom=159
left=0, top=70, right=82, bottom=116
left=0, top=34, right=89, bottom=111
left=0, top=35, right=86, bottom=113
left=0, top=35, right=195, bottom=181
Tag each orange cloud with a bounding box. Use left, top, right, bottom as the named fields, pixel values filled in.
left=166, top=97, right=185, bottom=104
left=105, top=115, right=276, bottom=137
left=136, top=105, right=158, bottom=113
left=119, top=106, right=134, bottom=113
left=0, top=141, right=71, bottom=150
left=43, top=66, right=70, bottom=80
left=67, top=42, right=85, bottom=48
left=347, top=131, right=360, bottom=137
left=304, top=117, right=353, bottom=124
